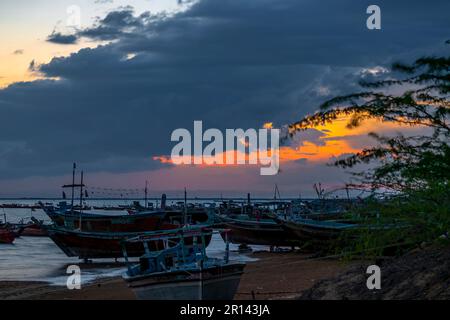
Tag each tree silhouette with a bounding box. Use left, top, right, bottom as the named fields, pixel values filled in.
left=289, top=45, right=449, bottom=192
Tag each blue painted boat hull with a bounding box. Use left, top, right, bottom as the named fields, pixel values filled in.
left=124, top=263, right=245, bottom=300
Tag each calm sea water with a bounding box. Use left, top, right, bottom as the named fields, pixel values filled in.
left=0, top=201, right=262, bottom=286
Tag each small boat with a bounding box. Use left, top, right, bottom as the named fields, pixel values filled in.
left=45, top=223, right=213, bottom=259
left=5, top=218, right=48, bottom=237
left=0, top=218, right=24, bottom=238
left=122, top=227, right=246, bottom=300
left=0, top=228, right=17, bottom=244
left=217, top=214, right=301, bottom=246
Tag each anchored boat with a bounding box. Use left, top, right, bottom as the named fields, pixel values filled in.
left=122, top=227, right=245, bottom=300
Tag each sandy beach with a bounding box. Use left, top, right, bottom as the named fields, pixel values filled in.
left=0, top=251, right=349, bottom=300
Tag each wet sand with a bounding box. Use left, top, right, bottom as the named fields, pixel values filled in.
left=0, top=251, right=348, bottom=300
left=235, top=251, right=348, bottom=300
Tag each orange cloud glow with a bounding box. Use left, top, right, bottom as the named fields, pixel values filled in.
left=153, top=114, right=424, bottom=168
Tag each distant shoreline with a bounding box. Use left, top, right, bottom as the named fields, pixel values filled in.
left=0, top=197, right=352, bottom=201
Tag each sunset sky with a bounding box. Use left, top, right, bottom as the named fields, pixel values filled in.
left=0, top=0, right=448, bottom=198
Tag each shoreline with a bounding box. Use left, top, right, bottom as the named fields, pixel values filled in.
left=0, top=251, right=351, bottom=300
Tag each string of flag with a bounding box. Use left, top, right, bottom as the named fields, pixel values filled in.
left=63, top=186, right=147, bottom=199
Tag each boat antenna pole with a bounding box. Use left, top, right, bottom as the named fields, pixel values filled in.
left=274, top=184, right=281, bottom=200
left=184, top=187, right=187, bottom=226
left=224, top=231, right=230, bottom=263
left=71, top=163, right=76, bottom=212
left=79, top=171, right=84, bottom=213
left=199, top=258, right=203, bottom=299
left=145, top=180, right=148, bottom=209
left=79, top=171, right=84, bottom=231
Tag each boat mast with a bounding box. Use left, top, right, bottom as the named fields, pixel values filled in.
left=199, top=257, right=203, bottom=300
left=184, top=188, right=187, bottom=226
left=145, top=180, right=148, bottom=209
left=71, top=163, right=76, bottom=212
left=79, top=171, right=84, bottom=212
left=274, top=184, right=281, bottom=200
left=79, top=171, right=84, bottom=231
left=224, top=231, right=230, bottom=263
left=345, top=184, right=350, bottom=201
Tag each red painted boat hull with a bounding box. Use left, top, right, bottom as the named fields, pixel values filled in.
left=218, top=217, right=301, bottom=246
left=0, top=229, right=16, bottom=244
left=46, top=225, right=212, bottom=259
left=21, top=225, right=48, bottom=237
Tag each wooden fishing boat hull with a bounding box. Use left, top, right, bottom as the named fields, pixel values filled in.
left=21, top=224, right=48, bottom=237
left=0, top=229, right=16, bottom=244
left=219, top=217, right=300, bottom=246
left=124, top=263, right=245, bottom=300
left=46, top=226, right=212, bottom=259
left=277, top=219, right=356, bottom=241
left=3, top=220, right=48, bottom=237
left=273, top=217, right=360, bottom=251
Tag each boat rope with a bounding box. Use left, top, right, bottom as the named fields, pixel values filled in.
left=236, top=290, right=302, bottom=297
left=86, top=187, right=146, bottom=198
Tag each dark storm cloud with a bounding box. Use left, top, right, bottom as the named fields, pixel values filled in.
left=78, top=7, right=151, bottom=41
left=0, top=0, right=449, bottom=179
left=47, top=32, right=78, bottom=44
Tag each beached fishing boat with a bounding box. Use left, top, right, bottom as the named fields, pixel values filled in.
left=218, top=214, right=301, bottom=246
left=45, top=223, right=213, bottom=259
left=46, top=224, right=175, bottom=259
left=122, top=227, right=245, bottom=300
left=273, top=216, right=359, bottom=249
